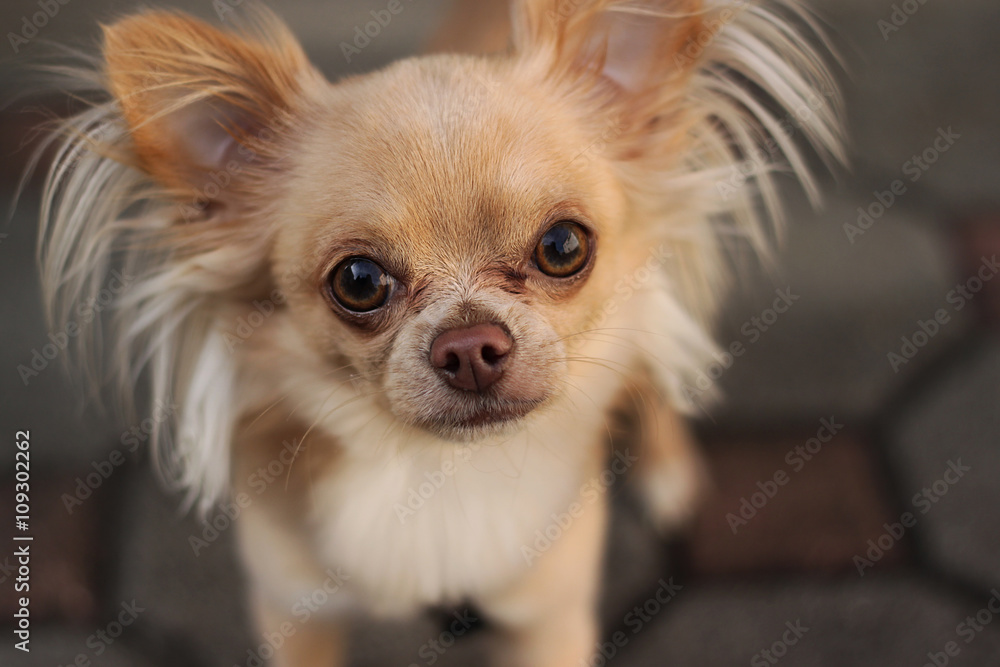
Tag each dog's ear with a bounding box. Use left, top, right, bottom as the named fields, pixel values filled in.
left=511, top=0, right=709, bottom=157
left=102, top=10, right=319, bottom=216
left=511, top=0, right=841, bottom=173
left=512, top=0, right=706, bottom=89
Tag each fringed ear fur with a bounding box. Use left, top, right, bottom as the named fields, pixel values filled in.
left=37, top=9, right=319, bottom=513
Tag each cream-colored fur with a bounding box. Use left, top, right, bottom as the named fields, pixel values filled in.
left=35, top=1, right=843, bottom=664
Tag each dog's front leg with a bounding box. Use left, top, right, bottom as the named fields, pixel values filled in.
left=479, top=459, right=608, bottom=667
left=250, top=592, right=346, bottom=667
left=629, top=369, right=708, bottom=532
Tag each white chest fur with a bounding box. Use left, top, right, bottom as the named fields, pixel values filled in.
left=309, top=410, right=600, bottom=616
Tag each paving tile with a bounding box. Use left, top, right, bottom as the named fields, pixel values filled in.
left=0, top=474, right=102, bottom=624
left=956, top=217, right=1000, bottom=328
left=706, top=182, right=967, bottom=427
left=619, top=576, right=1000, bottom=667
left=0, top=195, right=121, bottom=471
left=599, top=491, right=671, bottom=629
left=811, top=0, right=1000, bottom=206
left=110, top=466, right=253, bottom=667
left=352, top=614, right=500, bottom=667
left=890, top=338, right=1000, bottom=588
left=689, top=431, right=904, bottom=577
left=0, top=627, right=157, bottom=667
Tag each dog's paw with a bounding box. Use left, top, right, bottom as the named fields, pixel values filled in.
left=636, top=453, right=708, bottom=534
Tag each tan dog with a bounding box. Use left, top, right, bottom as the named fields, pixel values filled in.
left=36, top=1, right=843, bottom=665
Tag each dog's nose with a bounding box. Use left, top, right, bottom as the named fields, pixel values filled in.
left=430, top=323, right=513, bottom=392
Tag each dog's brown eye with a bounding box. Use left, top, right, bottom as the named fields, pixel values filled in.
left=329, top=258, right=393, bottom=312
left=535, top=222, right=590, bottom=277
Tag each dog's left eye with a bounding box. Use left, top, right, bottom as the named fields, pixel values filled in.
left=535, top=221, right=590, bottom=277
left=328, top=258, right=394, bottom=312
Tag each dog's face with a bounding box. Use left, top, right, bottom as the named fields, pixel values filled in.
left=274, top=59, right=629, bottom=439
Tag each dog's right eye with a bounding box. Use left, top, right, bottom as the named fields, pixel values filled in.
left=328, top=258, right=393, bottom=312
left=535, top=221, right=591, bottom=278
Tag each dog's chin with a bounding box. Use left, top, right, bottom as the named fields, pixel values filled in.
left=406, top=397, right=547, bottom=443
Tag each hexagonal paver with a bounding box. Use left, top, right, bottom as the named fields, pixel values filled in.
left=0, top=474, right=102, bottom=624
left=890, top=338, right=1000, bottom=588
left=352, top=614, right=500, bottom=667
left=704, top=182, right=966, bottom=427
left=812, top=0, right=1000, bottom=205
left=110, top=466, right=253, bottom=667
left=0, top=196, right=120, bottom=473
left=0, top=628, right=157, bottom=667
left=690, top=431, right=904, bottom=576
left=619, top=576, right=1000, bottom=667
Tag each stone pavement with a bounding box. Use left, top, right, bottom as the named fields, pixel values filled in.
left=1, top=0, right=999, bottom=666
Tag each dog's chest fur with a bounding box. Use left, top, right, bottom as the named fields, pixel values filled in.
left=307, top=413, right=599, bottom=615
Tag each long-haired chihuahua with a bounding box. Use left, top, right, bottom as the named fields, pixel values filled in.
left=34, top=0, right=843, bottom=664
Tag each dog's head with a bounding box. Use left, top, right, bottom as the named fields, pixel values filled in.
left=97, top=4, right=697, bottom=438
left=39, top=1, right=841, bottom=501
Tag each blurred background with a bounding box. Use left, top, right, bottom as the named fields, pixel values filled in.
left=1, top=0, right=998, bottom=665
